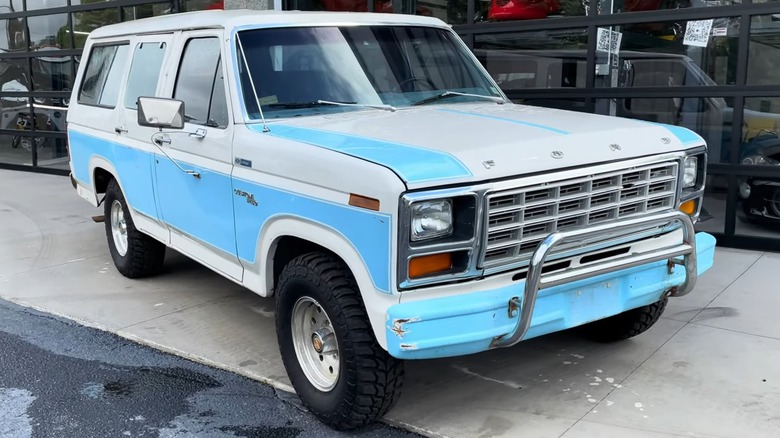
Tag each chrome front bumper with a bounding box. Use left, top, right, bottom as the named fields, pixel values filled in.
left=490, top=210, right=697, bottom=349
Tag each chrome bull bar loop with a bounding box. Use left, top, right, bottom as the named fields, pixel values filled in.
left=490, top=210, right=697, bottom=349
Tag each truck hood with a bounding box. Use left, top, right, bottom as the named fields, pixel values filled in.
left=256, top=103, right=704, bottom=189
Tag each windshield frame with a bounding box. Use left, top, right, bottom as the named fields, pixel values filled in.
left=230, top=23, right=508, bottom=123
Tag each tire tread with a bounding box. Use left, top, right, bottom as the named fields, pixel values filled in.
left=276, top=252, right=404, bottom=430
left=105, top=179, right=165, bottom=278
left=580, top=298, right=668, bottom=342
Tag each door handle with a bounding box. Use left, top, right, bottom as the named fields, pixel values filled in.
left=114, top=126, right=128, bottom=134
left=153, top=134, right=171, bottom=146
left=189, top=128, right=207, bottom=139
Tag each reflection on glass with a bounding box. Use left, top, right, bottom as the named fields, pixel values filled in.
left=0, top=134, right=32, bottom=166
left=0, top=0, right=28, bottom=52
left=122, top=2, right=173, bottom=21
left=600, top=0, right=742, bottom=14
left=596, top=97, right=732, bottom=164
left=184, top=0, right=223, bottom=10
left=483, top=0, right=586, bottom=22
left=31, top=55, right=75, bottom=92
left=28, top=14, right=72, bottom=50
left=742, top=97, right=780, bottom=162
left=737, top=173, right=780, bottom=236
left=595, top=18, right=739, bottom=88
left=474, top=28, right=588, bottom=90
left=73, top=8, right=119, bottom=48
left=283, top=0, right=368, bottom=11
left=696, top=180, right=726, bottom=235
left=25, top=0, right=67, bottom=11
left=748, top=15, right=780, bottom=86
left=412, top=0, right=466, bottom=24
left=36, top=132, right=69, bottom=168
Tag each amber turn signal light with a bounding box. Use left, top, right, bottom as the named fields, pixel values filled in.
left=349, top=193, right=380, bottom=211
left=679, top=199, right=696, bottom=215
left=409, top=253, right=452, bottom=279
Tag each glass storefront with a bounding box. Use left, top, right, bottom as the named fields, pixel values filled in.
left=0, top=0, right=177, bottom=171
left=0, top=0, right=778, bottom=250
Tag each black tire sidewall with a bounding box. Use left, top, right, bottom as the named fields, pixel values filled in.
left=276, top=274, right=351, bottom=417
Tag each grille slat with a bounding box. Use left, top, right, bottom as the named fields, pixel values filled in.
left=482, top=162, right=679, bottom=267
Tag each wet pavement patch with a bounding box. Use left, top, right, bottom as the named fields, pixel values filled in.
left=0, top=298, right=420, bottom=438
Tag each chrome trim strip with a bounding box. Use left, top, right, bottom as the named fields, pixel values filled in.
left=490, top=210, right=697, bottom=349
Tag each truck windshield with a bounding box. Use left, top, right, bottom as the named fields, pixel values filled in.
left=236, top=26, right=503, bottom=119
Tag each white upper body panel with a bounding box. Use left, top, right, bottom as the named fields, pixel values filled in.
left=253, top=102, right=704, bottom=190
left=87, top=10, right=449, bottom=40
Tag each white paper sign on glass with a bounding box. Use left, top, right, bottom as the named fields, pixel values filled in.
left=596, top=28, right=623, bottom=54
left=683, top=19, right=714, bottom=47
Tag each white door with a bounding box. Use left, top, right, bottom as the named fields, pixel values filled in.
left=115, top=34, right=175, bottom=242
left=152, top=33, right=241, bottom=280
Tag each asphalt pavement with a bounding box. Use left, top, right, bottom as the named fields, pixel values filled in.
left=0, top=298, right=421, bottom=438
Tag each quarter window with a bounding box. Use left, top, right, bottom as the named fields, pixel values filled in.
left=173, top=37, right=228, bottom=128
left=78, top=44, right=129, bottom=107
left=124, top=42, right=167, bottom=109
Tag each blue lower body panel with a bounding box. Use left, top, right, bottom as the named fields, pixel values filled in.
left=386, top=232, right=716, bottom=359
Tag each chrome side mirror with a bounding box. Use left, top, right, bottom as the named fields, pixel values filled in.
left=137, top=96, right=185, bottom=129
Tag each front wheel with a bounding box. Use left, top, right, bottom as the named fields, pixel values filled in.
left=104, top=178, right=166, bottom=278
left=275, top=253, right=405, bottom=430
left=578, top=298, right=668, bottom=342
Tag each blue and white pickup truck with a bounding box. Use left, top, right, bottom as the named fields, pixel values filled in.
left=66, top=9, right=716, bottom=430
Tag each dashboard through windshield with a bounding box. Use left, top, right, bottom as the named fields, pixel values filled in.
left=235, top=25, right=503, bottom=119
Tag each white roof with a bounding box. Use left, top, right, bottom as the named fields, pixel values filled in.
left=89, top=9, right=448, bottom=39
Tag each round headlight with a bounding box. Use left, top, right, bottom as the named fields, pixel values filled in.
left=683, top=156, right=698, bottom=188
left=411, top=200, right=453, bottom=241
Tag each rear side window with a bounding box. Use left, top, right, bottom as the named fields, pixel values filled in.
left=173, top=37, right=228, bottom=128
left=78, top=44, right=129, bottom=107
left=124, top=42, right=167, bottom=109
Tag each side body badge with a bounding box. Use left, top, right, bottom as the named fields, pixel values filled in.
left=234, top=189, right=258, bottom=206
left=551, top=151, right=564, bottom=159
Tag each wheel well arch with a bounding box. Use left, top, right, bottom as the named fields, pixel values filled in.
left=269, top=235, right=345, bottom=293
left=93, top=167, right=113, bottom=195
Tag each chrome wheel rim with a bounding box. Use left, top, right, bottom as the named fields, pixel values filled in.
left=291, top=296, right=339, bottom=392
left=110, top=200, right=128, bottom=257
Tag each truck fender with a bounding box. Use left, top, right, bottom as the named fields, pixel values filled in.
left=246, top=215, right=397, bottom=350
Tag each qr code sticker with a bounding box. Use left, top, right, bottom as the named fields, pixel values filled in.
left=683, top=19, right=714, bottom=47
left=596, top=28, right=622, bottom=54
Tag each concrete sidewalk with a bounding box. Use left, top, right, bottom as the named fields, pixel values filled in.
left=1, top=169, right=779, bottom=438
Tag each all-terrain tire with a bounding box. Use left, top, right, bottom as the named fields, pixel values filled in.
left=104, top=178, right=165, bottom=278
left=579, top=298, right=668, bottom=342
left=275, top=252, right=405, bottom=430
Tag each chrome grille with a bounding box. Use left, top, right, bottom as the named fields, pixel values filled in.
left=481, top=161, right=679, bottom=268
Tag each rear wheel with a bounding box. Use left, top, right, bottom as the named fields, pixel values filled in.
left=275, top=252, right=404, bottom=430
left=579, top=298, right=668, bottom=342
left=104, top=178, right=166, bottom=278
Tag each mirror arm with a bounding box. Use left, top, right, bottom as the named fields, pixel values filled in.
left=151, top=131, right=201, bottom=179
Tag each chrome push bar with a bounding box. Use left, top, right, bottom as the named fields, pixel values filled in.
left=490, top=210, right=697, bottom=349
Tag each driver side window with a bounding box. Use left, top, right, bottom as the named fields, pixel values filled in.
left=173, top=37, right=229, bottom=129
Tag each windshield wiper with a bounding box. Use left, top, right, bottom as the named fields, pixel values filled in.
left=412, top=91, right=506, bottom=107
left=267, top=100, right=396, bottom=112
left=317, top=100, right=396, bottom=112
left=267, top=101, right=351, bottom=109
